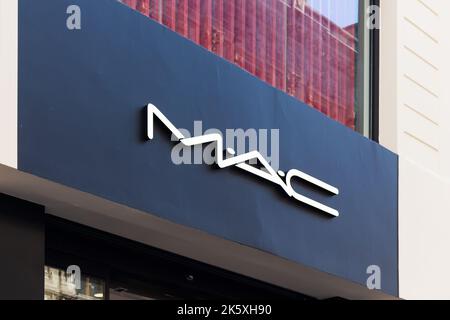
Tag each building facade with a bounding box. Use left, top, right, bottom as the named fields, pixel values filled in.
left=0, top=0, right=446, bottom=300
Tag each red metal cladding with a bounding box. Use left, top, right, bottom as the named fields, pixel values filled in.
left=275, top=0, right=286, bottom=92
left=245, top=0, right=257, bottom=75
left=294, top=8, right=305, bottom=103
left=330, top=21, right=339, bottom=122
left=176, top=0, right=189, bottom=37
left=339, top=38, right=347, bottom=124
left=265, top=0, right=277, bottom=87
left=255, top=0, right=267, bottom=81
left=223, top=0, right=235, bottom=62
left=321, top=10, right=330, bottom=117
left=304, top=5, right=313, bottom=106
left=123, top=0, right=136, bottom=9
left=234, top=0, right=246, bottom=68
left=312, top=9, right=322, bottom=114
left=149, top=0, right=161, bottom=22
left=200, top=0, right=213, bottom=50
left=162, top=0, right=176, bottom=30
left=122, top=0, right=137, bottom=10
left=344, top=26, right=357, bottom=129
left=137, top=0, right=149, bottom=16
left=188, top=0, right=201, bottom=44
left=286, top=3, right=296, bottom=96
left=212, top=0, right=224, bottom=56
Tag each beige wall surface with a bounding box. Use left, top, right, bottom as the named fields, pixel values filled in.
left=380, top=0, right=450, bottom=299
left=0, top=0, right=18, bottom=169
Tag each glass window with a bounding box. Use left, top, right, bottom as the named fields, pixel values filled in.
left=119, top=0, right=371, bottom=134
left=44, top=266, right=105, bottom=300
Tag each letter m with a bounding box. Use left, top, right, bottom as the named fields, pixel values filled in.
left=147, top=104, right=185, bottom=141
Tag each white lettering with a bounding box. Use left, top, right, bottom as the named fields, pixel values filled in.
left=146, top=103, right=340, bottom=217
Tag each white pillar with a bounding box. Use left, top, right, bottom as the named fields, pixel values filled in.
left=380, top=0, right=450, bottom=299
left=0, top=0, right=18, bottom=169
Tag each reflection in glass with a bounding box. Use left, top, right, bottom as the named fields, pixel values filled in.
left=44, top=266, right=105, bottom=300
left=119, top=0, right=363, bottom=131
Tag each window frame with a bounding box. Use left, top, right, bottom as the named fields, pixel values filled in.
left=356, top=0, right=380, bottom=141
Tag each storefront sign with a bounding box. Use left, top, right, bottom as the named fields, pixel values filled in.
left=147, top=104, right=340, bottom=217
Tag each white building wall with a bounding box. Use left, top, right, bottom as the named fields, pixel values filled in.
left=380, top=0, right=450, bottom=299
left=0, top=0, right=18, bottom=169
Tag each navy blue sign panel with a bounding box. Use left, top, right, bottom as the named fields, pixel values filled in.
left=19, top=0, right=398, bottom=295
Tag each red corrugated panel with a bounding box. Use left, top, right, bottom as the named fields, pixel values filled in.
left=188, top=0, right=201, bottom=44
left=223, top=0, right=235, bottom=62
left=265, top=0, right=277, bottom=87
left=200, top=0, right=213, bottom=50
left=149, top=0, right=161, bottom=22
left=234, top=0, right=246, bottom=68
left=321, top=11, right=330, bottom=117
left=313, top=10, right=323, bottom=113
left=330, top=22, right=339, bottom=122
left=342, top=54, right=348, bottom=125
left=137, top=0, right=149, bottom=16
left=275, top=0, right=286, bottom=91
left=123, top=0, right=137, bottom=10
left=212, top=0, right=224, bottom=56
left=304, top=5, right=313, bottom=106
left=245, top=0, right=257, bottom=75
left=311, top=9, right=318, bottom=111
left=176, top=0, right=189, bottom=37
left=162, top=0, right=176, bottom=30
left=286, top=3, right=296, bottom=96
left=345, top=31, right=356, bottom=129
left=343, top=34, right=352, bottom=126
left=338, top=38, right=345, bottom=124
left=255, top=0, right=266, bottom=81
left=294, top=8, right=305, bottom=102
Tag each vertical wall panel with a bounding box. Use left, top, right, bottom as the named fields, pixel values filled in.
left=234, top=0, right=246, bottom=68
left=312, top=10, right=322, bottom=113
left=176, top=0, right=189, bottom=37
left=137, top=0, right=149, bottom=16
left=255, top=0, right=266, bottom=81
left=255, top=1, right=267, bottom=80
left=123, top=0, right=137, bottom=10
left=321, top=11, right=330, bottom=116
left=188, top=0, right=201, bottom=44
left=286, top=3, right=296, bottom=96
left=330, top=22, right=339, bottom=121
left=305, top=5, right=313, bottom=105
left=149, top=0, right=161, bottom=21
left=162, top=0, right=176, bottom=30
left=275, top=0, right=286, bottom=91
left=212, top=0, right=224, bottom=56
left=265, top=0, right=277, bottom=87
left=200, top=0, right=212, bottom=50
left=346, top=28, right=356, bottom=129
left=245, top=0, right=257, bottom=75
left=223, top=0, right=235, bottom=62
left=294, top=8, right=305, bottom=103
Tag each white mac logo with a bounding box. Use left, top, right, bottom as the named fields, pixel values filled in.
left=147, top=104, right=340, bottom=217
